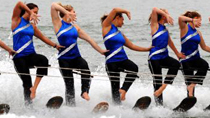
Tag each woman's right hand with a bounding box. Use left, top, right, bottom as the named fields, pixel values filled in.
left=125, top=11, right=131, bottom=20
left=147, top=46, right=154, bottom=51
left=29, top=12, right=40, bottom=25
left=166, top=15, right=174, bottom=25
left=67, top=12, right=77, bottom=23
left=100, top=49, right=109, bottom=55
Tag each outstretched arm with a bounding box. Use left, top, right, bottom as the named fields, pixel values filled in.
left=75, top=24, right=107, bottom=55
left=123, top=34, right=152, bottom=52
left=168, top=36, right=185, bottom=59
left=198, top=31, right=210, bottom=53
left=33, top=25, right=64, bottom=50
left=0, top=40, right=16, bottom=55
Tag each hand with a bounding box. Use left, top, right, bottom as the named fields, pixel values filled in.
left=177, top=52, right=186, bottom=60
left=67, top=12, right=77, bottom=23
left=126, top=11, right=131, bottom=20
left=29, top=12, right=40, bottom=25
left=54, top=44, right=65, bottom=50
left=166, top=15, right=174, bottom=25
left=30, top=87, right=36, bottom=99
left=8, top=49, right=16, bottom=56
left=147, top=46, right=154, bottom=51
left=192, top=18, right=201, bottom=28
left=100, top=49, right=109, bottom=55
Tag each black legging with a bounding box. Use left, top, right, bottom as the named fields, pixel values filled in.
left=181, top=58, right=209, bottom=96
left=59, top=57, right=91, bottom=106
left=13, top=53, right=48, bottom=105
left=106, top=59, right=138, bottom=105
left=148, top=56, right=180, bottom=105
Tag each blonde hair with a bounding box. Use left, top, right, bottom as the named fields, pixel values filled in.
left=57, top=2, right=73, bottom=18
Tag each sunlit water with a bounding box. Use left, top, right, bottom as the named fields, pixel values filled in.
left=1, top=0, right=210, bottom=117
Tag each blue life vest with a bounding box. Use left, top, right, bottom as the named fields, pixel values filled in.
left=180, top=24, right=200, bottom=62
left=13, top=17, right=35, bottom=58
left=103, top=24, right=128, bottom=63
left=56, top=20, right=81, bottom=59
left=149, top=24, right=169, bottom=60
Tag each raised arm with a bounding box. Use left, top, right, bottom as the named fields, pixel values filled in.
left=150, top=8, right=173, bottom=34
left=102, top=8, right=130, bottom=27
left=11, top=1, right=38, bottom=30
left=33, top=25, right=64, bottom=50
left=51, top=2, right=76, bottom=33
left=123, top=34, right=152, bottom=52
left=74, top=24, right=107, bottom=55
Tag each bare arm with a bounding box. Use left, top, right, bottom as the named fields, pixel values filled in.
left=33, top=25, right=64, bottom=50
left=75, top=25, right=107, bottom=55
left=168, top=36, right=185, bottom=59
left=51, top=2, right=76, bottom=33
left=123, top=34, right=152, bottom=52
left=11, top=1, right=38, bottom=30
left=198, top=31, right=210, bottom=52
left=150, top=7, right=173, bottom=35
left=0, top=40, right=16, bottom=55
left=102, top=8, right=130, bottom=27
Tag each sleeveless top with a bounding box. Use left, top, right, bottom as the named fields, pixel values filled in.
left=13, top=17, right=35, bottom=58
left=149, top=24, right=169, bottom=60
left=180, top=24, right=200, bottom=62
left=56, top=20, right=81, bottom=59
left=103, top=24, right=128, bottom=64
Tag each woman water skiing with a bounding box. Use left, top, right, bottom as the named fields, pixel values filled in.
left=178, top=11, right=210, bottom=97
left=101, top=8, right=152, bottom=104
left=148, top=8, right=185, bottom=106
left=11, top=1, right=63, bottom=105
left=51, top=2, right=107, bottom=106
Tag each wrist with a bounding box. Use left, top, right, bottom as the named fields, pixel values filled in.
left=53, top=43, right=57, bottom=48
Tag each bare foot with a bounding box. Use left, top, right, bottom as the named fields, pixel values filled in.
left=30, top=87, right=36, bottom=99
left=187, top=84, right=196, bottom=97
left=154, top=84, right=167, bottom=97
left=119, top=89, right=126, bottom=101
left=82, top=92, right=90, bottom=101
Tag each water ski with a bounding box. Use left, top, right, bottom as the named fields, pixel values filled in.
left=46, top=96, right=63, bottom=109
left=173, top=97, right=197, bottom=112
left=133, top=96, right=151, bottom=110
left=92, top=102, right=109, bottom=113
left=204, top=104, right=210, bottom=111
left=0, top=104, right=10, bottom=115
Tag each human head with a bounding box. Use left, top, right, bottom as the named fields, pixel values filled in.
left=58, top=3, right=74, bottom=18
left=183, top=11, right=201, bottom=28
left=20, top=3, right=39, bottom=17
left=101, top=13, right=124, bottom=27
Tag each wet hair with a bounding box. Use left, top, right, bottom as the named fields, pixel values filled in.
left=20, top=3, right=38, bottom=17
left=183, top=11, right=201, bottom=18
left=58, top=3, right=73, bottom=18
left=100, top=13, right=122, bottom=24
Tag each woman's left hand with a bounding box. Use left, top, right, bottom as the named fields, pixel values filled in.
left=100, top=49, right=109, bottom=55
left=177, top=52, right=186, bottom=60
left=54, top=44, right=65, bottom=50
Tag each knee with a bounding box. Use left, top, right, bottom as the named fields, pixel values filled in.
left=130, top=63, right=138, bottom=72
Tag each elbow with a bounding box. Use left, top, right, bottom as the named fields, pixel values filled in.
left=51, top=2, right=57, bottom=9
left=152, top=7, right=158, bottom=12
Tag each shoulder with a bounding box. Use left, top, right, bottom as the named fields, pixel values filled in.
left=72, top=23, right=81, bottom=32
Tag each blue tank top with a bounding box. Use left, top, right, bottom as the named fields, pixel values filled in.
left=149, top=24, right=169, bottom=60
left=13, top=17, right=35, bottom=58
left=103, top=24, right=128, bottom=63
left=56, top=20, right=81, bottom=59
left=180, top=24, right=200, bottom=62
